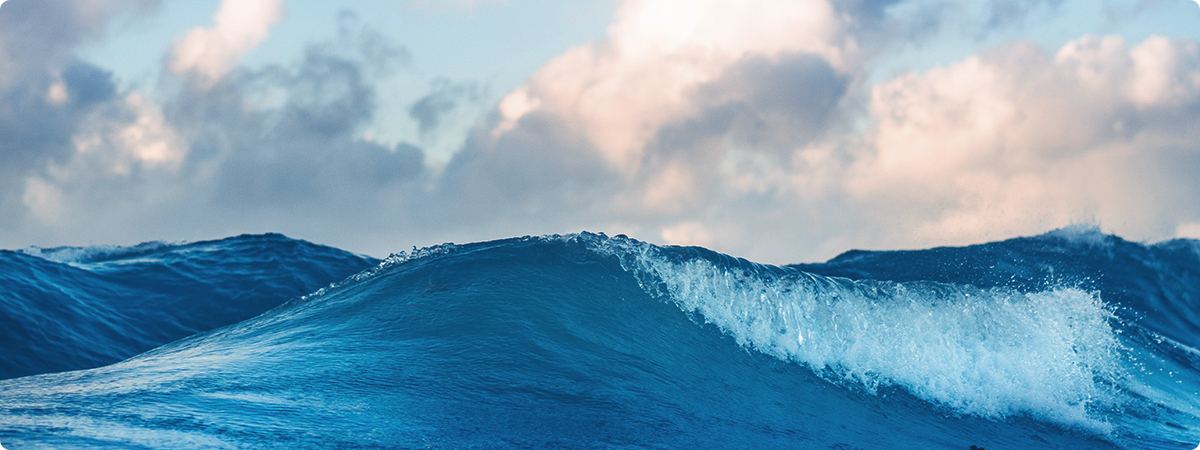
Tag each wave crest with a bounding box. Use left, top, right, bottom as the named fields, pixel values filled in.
left=592, top=234, right=1126, bottom=432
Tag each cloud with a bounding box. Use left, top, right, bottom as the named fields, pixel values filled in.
left=75, top=92, right=186, bottom=173
left=17, top=89, right=187, bottom=232
left=424, top=109, right=620, bottom=240
left=439, top=0, right=1200, bottom=262
left=0, top=61, right=118, bottom=176
left=491, top=0, right=856, bottom=173
left=0, top=0, right=156, bottom=233
left=168, top=0, right=284, bottom=87
left=852, top=35, right=1200, bottom=249
left=1178, top=221, right=1200, bottom=239
left=161, top=12, right=425, bottom=220
left=0, top=0, right=157, bottom=91
left=409, top=78, right=486, bottom=139
left=21, top=177, right=64, bottom=222
left=7, top=6, right=427, bottom=249
left=415, top=0, right=878, bottom=258
left=4, top=0, right=1200, bottom=265
left=0, top=0, right=153, bottom=161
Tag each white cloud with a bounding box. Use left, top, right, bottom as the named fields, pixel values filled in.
left=18, top=91, right=188, bottom=230
left=68, top=92, right=187, bottom=175
left=492, top=0, right=855, bottom=172
left=1128, top=37, right=1200, bottom=107
left=117, top=93, right=187, bottom=169
left=1178, top=222, right=1200, bottom=239
left=168, top=0, right=284, bottom=87
left=661, top=221, right=714, bottom=247
left=853, top=35, right=1200, bottom=249
left=460, top=0, right=1200, bottom=262
left=3, top=16, right=426, bottom=250
left=7, top=0, right=1200, bottom=265
left=45, top=78, right=68, bottom=105
left=419, top=0, right=883, bottom=261
left=22, top=177, right=64, bottom=223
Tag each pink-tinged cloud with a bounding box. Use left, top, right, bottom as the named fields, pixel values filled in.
left=431, top=0, right=871, bottom=258
left=22, top=91, right=187, bottom=225
left=857, top=36, right=1200, bottom=248
left=5, top=0, right=1200, bottom=265
left=493, top=0, right=856, bottom=173
left=168, top=0, right=284, bottom=87
left=470, top=0, right=1200, bottom=261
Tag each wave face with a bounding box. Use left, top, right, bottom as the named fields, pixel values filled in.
left=1, top=230, right=1199, bottom=449
left=0, top=233, right=378, bottom=380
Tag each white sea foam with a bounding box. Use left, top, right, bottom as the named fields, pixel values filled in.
left=1043, top=223, right=1112, bottom=249
left=594, top=236, right=1127, bottom=433
left=19, top=241, right=175, bottom=265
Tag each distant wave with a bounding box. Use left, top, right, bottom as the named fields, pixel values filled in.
left=0, top=233, right=376, bottom=380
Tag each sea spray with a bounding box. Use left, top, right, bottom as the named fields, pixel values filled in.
left=592, top=234, right=1127, bottom=433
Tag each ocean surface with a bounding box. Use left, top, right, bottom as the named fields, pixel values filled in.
left=0, top=228, right=1198, bottom=449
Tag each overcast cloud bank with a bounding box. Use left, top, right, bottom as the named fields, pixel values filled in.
left=1, top=0, right=1198, bottom=263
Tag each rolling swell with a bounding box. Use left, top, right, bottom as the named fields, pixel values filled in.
left=3, top=232, right=1196, bottom=448
left=0, top=233, right=377, bottom=380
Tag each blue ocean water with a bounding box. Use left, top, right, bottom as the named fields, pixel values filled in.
left=0, top=233, right=377, bottom=380
left=0, top=228, right=1198, bottom=449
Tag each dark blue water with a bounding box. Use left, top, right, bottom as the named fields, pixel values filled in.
left=1, top=228, right=1198, bottom=449
left=0, top=233, right=377, bottom=380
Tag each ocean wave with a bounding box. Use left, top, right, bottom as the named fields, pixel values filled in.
left=0, top=231, right=1197, bottom=448
left=0, top=233, right=376, bottom=380
left=595, top=234, right=1125, bottom=432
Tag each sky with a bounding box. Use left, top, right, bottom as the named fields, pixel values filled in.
left=1, top=0, right=1200, bottom=264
